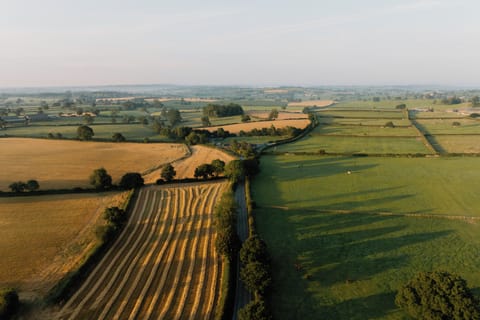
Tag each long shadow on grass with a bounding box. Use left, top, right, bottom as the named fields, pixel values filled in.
left=267, top=156, right=378, bottom=182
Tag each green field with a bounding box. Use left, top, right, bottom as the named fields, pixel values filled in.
left=253, top=155, right=480, bottom=319
left=273, top=135, right=430, bottom=154
left=317, top=110, right=405, bottom=119
left=318, top=118, right=412, bottom=127
left=313, top=125, right=418, bottom=137
left=416, top=119, right=480, bottom=134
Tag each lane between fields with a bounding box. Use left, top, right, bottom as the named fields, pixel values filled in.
left=232, top=182, right=251, bottom=320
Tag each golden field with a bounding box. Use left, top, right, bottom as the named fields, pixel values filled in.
left=198, top=119, right=310, bottom=135
left=0, top=191, right=129, bottom=299
left=0, top=138, right=188, bottom=191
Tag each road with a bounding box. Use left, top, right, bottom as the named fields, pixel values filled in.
left=232, top=182, right=251, bottom=320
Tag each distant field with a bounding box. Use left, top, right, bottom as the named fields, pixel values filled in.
left=0, top=138, right=188, bottom=190
left=313, top=125, right=418, bottom=137
left=248, top=111, right=308, bottom=120
left=199, top=119, right=310, bottom=134
left=253, top=155, right=480, bottom=319
left=433, top=135, right=480, bottom=153
left=318, top=118, right=412, bottom=126
left=317, top=110, right=404, bottom=119
left=334, top=99, right=470, bottom=111
left=0, top=192, right=128, bottom=299
left=143, top=145, right=235, bottom=183
left=288, top=100, right=335, bottom=107
left=273, top=135, right=431, bottom=154
left=415, top=118, right=480, bottom=134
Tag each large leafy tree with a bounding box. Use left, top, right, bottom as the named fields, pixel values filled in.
left=395, top=271, right=480, bottom=320
left=89, top=167, right=112, bottom=190
left=240, top=235, right=270, bottom=266
left=119, top=172, right=144, bottom=189
left=238, top=299, right=272, bottom=320
left=160, top=164, right=176, bottom=182
left=240, top=261, right=272, bottom=295
left=0, top=288, right=19, bottom=319
left=77, top=125, right=94, bottom=141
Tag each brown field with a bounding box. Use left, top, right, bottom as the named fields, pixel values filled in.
left=0, top=138, right=188, bottom=191
left=264, top=89, right=289, bottom=94
left=287, top=99, right=335, bottom=107
left=248, top=110, right=308, bottom=120
left=0, top=191, right=129, bottom=299
left=143, top=145, right=235, bottom=183
left=198, top=119, right=311, bottom=134
left=56, top=181, right=226, bottom=320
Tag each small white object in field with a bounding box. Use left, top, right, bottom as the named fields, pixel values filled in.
left=347, top=170, right=352, bottom=175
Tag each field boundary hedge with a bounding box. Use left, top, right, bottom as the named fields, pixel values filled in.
left=46, top=188, right=136, bottom=304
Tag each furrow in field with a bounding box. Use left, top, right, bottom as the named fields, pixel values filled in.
left=156, top=186, right=200, bottom=319
left=126, top=188, right=179, bottom=320
left=170, top=184, right=216, bottom=319
left=56, top=188, right=152, bottom=320
left=190, top=183, right=222, bottom=319
left=97, top=188, right=165, bottom=320
left=143, top=187, right=189, bottom=319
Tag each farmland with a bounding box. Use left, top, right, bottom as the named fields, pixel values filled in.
left=56, top=181, right=226, bottom=320
left=0, top=138, right=188, bottom=190
left=199, top=119, right=310, bottom=134
left=0, top=191, right=129, bottom=299
left=252, top=155, right=480, bottom=319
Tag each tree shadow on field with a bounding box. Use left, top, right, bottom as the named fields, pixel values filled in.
left=271, top=156, right=378, bottom=182
left=320, top=291, right=398, bottom=320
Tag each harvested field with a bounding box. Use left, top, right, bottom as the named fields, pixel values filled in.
left=198, top=119, right=310, bottom=134
left=248, top=111, right=308, bottom=120
left=143, top=145, right=235, bottom=183
left=0, top=138, right=188, bottom=191
left=56, top=181, right=227, bottom=320
left=287, top=100, right=335, bottom=107
left=0, top=192, right=128, bottom=299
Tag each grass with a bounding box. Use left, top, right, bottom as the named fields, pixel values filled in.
left=317, top=110, right=404, bottom=119
left=318, top=118, right=412, bottom=126
left=415, top=119, right=480, bottom=135
left=433, top=135, right=480, bottom=153
left=223, top=135, right=289, bottom=144
left=0, top=192, right=128, bottom=298
left=313, top=125, right=419, bottom=137
left=252, top=155, right=480, bottom=319
left=273, top=135, right=431, bottom=154
left=0, top=138, right=188, bottom=190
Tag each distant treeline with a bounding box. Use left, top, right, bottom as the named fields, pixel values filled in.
left=203, top=103, right=244, bottom=117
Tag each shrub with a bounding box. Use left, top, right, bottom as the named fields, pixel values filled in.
left=0, top=288, right=19, bottom=319
left=395, top=271, right=480, bottom=320
left=240, top=262, right=272, bottom=295
left=238, top=299, right=272, bottom=320
left=119, top=173, right=144, bottom=189
left=89, top=168, right=112, bottom=190
left=240, top=235, right=270, bottom=266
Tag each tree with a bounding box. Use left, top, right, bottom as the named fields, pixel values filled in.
left=77, top=125, right=94, bottom=141
left=83, top=114, right=94, bottom=125
left=395, top=271, right=480, bottom=320
left=396, top=104, right=407, bottom=110
left=211, top=159, right=225, bottom=177
left=103, top=207, right=127, bottom=229
left=225, top=160, right=245, bottom=183
left=0, top=288, right=19, bottom=319
left=472, top=96, right=480, bottom=107
left=89, top=167, right=112, bottom=190
left=119, top=172, right=144, bottom=189
left=240, top=261, right=272, bottom=295
left=161, top=164, right=176, bottom=182
left=9, top=181, right=26, bottom=193
left=201, top=115, right=211, bottom=127
left=240, top=235, right=270, bottom=266
left=384, top=121, right=395, bottom=128
left=194, top=164, right=214, bottom=180
left=25, top=179, right=39, bottom=192
left=241, top=114, right=251, bottom=122
left=268, top=108, right=279, bottom=120
left=238, top=299, right=272, bottom=320
left=167, top=109, right=182, bottom=126
left=112, top=132, right=126, bottom=142
left=215, top=225, right=239, bottom=258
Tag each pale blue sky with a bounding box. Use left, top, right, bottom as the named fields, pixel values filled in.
left=1, top=0, right=479, bottom=87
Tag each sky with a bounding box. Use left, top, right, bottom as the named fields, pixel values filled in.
left=1, top=0, right=480, bottom=87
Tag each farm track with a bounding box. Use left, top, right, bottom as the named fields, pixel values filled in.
left=56, top=181, right=226, bottom=320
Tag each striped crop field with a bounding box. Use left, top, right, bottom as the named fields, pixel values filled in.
left=56, top=181, right=227, bottom=320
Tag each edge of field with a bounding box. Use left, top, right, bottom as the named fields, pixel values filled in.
left=45, top=188, right=136, bottom=305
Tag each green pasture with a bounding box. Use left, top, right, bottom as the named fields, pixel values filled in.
left=318, top=118, right=412, bottom=127
left=313, top=125, right=418, bottom=137
left=223, top=135, right=288, bottom=144
left=317, top=110, right=404, bottom=119
left=410, top=110, right=469, bottom=119
left=2, top=123, right=171, bottom=142
left=433, top=135, right=480, bottom=154
left=334, top=99, right=469, bottom=111
left=273, top=135, right=430, bottom=154
left=415, top=119, right=480, bottom=135
left=253, top=155, right=480, bottom=319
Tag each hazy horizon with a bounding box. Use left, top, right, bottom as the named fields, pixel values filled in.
left=2, top=0, right=480, bottom=87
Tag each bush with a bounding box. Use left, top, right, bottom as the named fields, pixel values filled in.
left=395, top=271, right=480, bottom=320
left=112, top=132, right=126, bottom=142
left=240, top=262, right=271, bottom=295
left=119, top=172, right=144, bottom=189
left=0, top=288, right=19, bottom=319
left=238, top=299, right=272, bottom=320
left=77, top=125, right=94, bottom=141
left=89, top=168, right=112, bottom=190
left=160, top=164, right=176, bottom=182
left=240, top=235, right=270, bottom=266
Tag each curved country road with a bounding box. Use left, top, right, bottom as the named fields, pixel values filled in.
left=232, top=182, right=251, bottom=320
